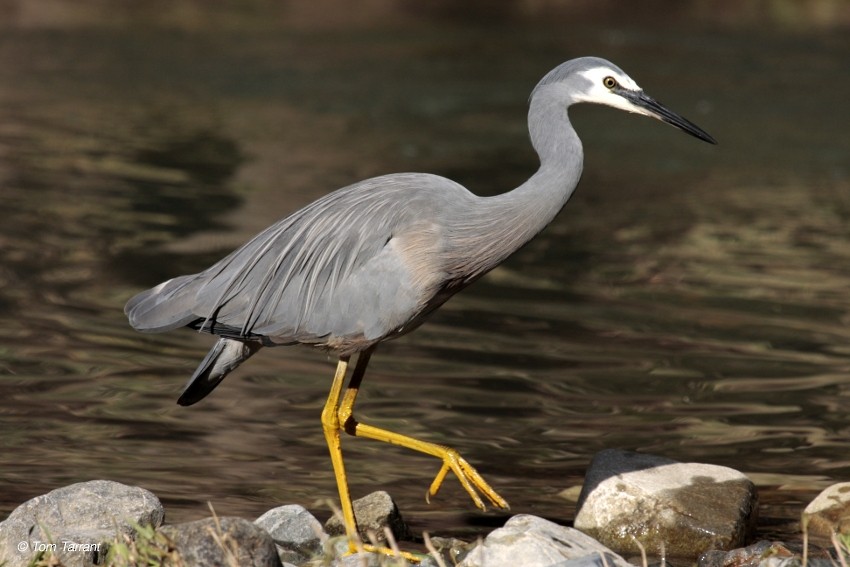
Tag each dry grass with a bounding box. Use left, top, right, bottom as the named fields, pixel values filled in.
left=105, top=523, right=185, bottom=567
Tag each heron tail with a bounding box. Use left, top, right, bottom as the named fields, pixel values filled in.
left=125, top=274, right=200, bottom=333
left=178, top=338, right=262, bottom=406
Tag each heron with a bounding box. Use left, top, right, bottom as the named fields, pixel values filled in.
left=125, top=56, right=715, bottom=558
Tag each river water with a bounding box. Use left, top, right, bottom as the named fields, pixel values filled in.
left=1, top=3, right=849, bottom=544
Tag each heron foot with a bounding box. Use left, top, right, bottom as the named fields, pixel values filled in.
left=348, top=419, right=510, bottom=511
left=426, top=448, right=509, bottom=510
left=345, top=542, right=425, bottom=564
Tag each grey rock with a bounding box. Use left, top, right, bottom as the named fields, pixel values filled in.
left=331, top=551, right=385, bottom=566
left=548, top=555, right=632, bottom=567
left=575, top=450, right=677, bottom=510
left=699, top=549, right=730, bottom=567
left=698, top=540, right=788, bottom=567
left=759, top=558, right=834, bottom=567
left=802, top=482, right=850, bottom=539
left=325, top=491, right=411, bottom=544
left=255, top=504, right=327, bottom=564
left=458, top=514, right=633, bottom=567
left=699, top=540, right=837, bottom=567
left=574, top=449, right=757, bottom=559
left=159, top=516, right=282, bottom=567
left=326, top=535, right=414, bottom=564
left=0, top=480, right=164, bottom=567
left=424, top=536, right=475, bottom=566
left=697, top=541, right=837, bottom=567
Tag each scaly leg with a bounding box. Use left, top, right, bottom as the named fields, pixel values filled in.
left=321, top=354, right=422, bottom=563
left=321, top=356, right=357, bottom=541
left=338, top=348, right=509, bottom=511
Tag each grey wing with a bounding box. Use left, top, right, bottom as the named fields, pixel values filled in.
left=126, top=173, right=462, bottom=347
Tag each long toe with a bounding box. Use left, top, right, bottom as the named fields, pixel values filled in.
left=426, top=450, right=509, bottom=510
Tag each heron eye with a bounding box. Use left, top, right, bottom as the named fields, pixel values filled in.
left=603, top=76, right=618, bottom=89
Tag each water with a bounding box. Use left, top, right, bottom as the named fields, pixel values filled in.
left=1, top=5, right=849, bottom=544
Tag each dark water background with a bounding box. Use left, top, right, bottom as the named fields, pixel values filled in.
left=1, top=0, right=849, bottom=544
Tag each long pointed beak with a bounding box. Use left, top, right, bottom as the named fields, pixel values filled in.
left=620, top=89, right=717, bottom=145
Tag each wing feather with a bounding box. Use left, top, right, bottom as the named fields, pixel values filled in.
left=126, top=173, right=473, bottom=346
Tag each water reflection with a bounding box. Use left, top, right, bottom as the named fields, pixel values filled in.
left=1, top=5, right=849, bottom=544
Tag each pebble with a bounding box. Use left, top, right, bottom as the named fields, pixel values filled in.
left=574, top=449, right=758, bottom=559
left=699, top=540, right=792, bottom=567
left=699, top=539, right=839, bottom=567
left=325, top=490, right=411, bottom=544
left=255, top=504, right=328, bottom=564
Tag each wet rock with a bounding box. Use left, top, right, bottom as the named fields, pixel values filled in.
left=0, top=479, right=164, bottom=567
left=759, top=558, right=835, bottom=567
left=332, top=551, right=386, bottom=566
left=802, top=482, right=850, bottom=538
left=325, top=491, right=411, bottom=544
left=574, top=449, right=757, bottom=559
left=255, top=504, right=328, bottom=564
left=424, top=536, right=476, bottom=566
left=698, top=540, right=792, bottom=567
left=159, top=516, right=282, bottom=567
left=458, top=514, right=633, bottom=567
left=699, top=540, right=838, bottom=567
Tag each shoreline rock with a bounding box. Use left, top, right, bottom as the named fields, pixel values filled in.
left=802, top=482, right=850, bottom=541
left=0, top=480, right=164, bottom=567
left=160, top=516, right=282, bottom=567
left=574, top=449, right=758, bottom=559
left=0, top=453, right=846, bottom=567
left=255, top=504, right=327, bottom=564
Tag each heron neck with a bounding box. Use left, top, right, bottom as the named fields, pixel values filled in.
left=449, top=99, right=583, bottom=282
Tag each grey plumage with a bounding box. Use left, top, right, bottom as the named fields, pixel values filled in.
left=177, top=338, right=261, bottom=406
left=125, top=57, right=715, bottom=407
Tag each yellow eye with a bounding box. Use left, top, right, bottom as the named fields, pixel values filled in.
left=603, top=76, right=618, bottom=89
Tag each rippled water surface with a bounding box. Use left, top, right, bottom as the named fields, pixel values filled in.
left=1, top=5, right=849, bottom=543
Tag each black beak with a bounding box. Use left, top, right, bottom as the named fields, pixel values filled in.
left=619, top=89, right=717, bottom=145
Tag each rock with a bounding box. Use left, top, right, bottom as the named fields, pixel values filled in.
left=332, top=551, right=385, bottom=566
left=458, top=514, right=633, bottom=567
left=574, top=449, right=758, bottom=559
left=325, top=534, right=422, bottom=564
left=759, top=558, right=835, bottom=567
left=0, top=480, right=164, bottom=567
left=698, top=540, right=791, bottom=567
left=159, top=516, right=282, bottom=567
left=255, top=504, right=327, bottom=564
left=698, top=540, right=837, bottom=567
left=802, top=482, right=850, bottom=539
left=325, top=491, right=411, bottom=544
left=425, top=536, right=476, bottom=566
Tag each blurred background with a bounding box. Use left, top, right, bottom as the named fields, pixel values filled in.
left=1, top=0, right=849, bottom=542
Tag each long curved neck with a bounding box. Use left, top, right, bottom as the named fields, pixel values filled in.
left=447, top=94, right=583, bottom=281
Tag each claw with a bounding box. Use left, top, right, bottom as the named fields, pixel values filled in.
left=426, top=449, right=509, bottom=510
left=348, top=542, right=425, bottom=564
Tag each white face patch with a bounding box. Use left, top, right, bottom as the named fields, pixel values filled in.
left=574, top=66, right=649, bottom=115
left=580, top=66, right=641, bottom=91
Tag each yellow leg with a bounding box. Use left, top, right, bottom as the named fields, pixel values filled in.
left=338, top=348, right=509, bottom=511
left=322, top=354, right=423, bottom=563
left=321, top=356, right=357, bottom=542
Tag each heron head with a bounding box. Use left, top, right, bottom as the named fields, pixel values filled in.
left=537, top=57, right=717, bottom=145
left=578, top=60, right=716, bottom=144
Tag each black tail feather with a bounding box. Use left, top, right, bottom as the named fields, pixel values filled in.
left=178, top=338, right=262, bottom=406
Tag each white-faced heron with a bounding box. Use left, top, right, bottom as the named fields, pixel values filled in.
left=125, top=56, right=716, bottom=559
